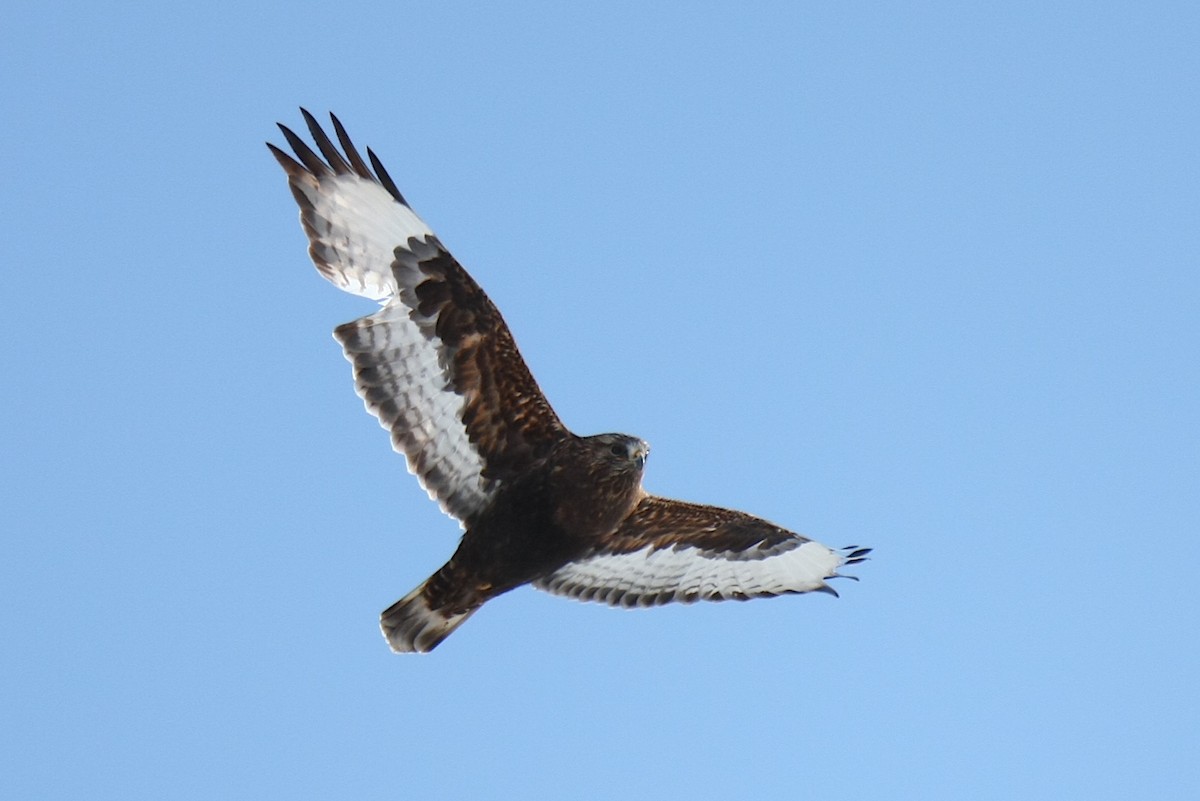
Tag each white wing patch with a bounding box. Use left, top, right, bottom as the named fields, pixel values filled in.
left=288, top=169, right=432, bottom=301
left=335, top=302, right=491, bottom=522
left=535, top=540, right=854, bottom=608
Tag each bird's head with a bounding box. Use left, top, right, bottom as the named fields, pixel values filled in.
left=589, top=433, right=650, bottom=473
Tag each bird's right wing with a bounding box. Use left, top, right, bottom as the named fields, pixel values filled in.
left=269, top=110, right=568, bottom=525
left=535, top=496, right=869, bottom=606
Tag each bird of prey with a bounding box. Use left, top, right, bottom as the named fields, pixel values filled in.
left=269, top=110, right=869, bottom=653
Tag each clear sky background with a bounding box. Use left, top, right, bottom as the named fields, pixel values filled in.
left=3, top=2, right=1197, bottom=799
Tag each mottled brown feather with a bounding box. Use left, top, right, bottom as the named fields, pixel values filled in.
left=394, top=238, right=567, bottom=484
left=602, top=496, right=812, bottom=556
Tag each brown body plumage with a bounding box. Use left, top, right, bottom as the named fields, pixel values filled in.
left=382, top=434, right=647, bottom=651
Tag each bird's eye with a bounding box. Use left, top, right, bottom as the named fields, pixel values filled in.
left=610, top=443, right=626, bottom=457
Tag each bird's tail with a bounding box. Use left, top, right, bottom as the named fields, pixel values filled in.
left=380, top=579, right=479, bottom=654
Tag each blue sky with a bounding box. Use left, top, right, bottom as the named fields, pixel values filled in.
left=3, top=1, right=1198, bottom=798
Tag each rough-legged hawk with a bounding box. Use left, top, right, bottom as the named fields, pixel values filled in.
left=269, top=110, right=869, bottom=653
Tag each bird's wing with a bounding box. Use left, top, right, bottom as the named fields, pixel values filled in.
left=270, top=110, right=568, bottom=524
left=534, top=496, right=869, bottom=606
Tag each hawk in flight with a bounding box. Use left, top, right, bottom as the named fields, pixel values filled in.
left=269, top=110, right=869, bottom=653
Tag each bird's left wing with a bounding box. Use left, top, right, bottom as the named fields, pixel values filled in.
left=534, top=496, right=869, bottom=607
left=269, top=110, right=567, bottom=525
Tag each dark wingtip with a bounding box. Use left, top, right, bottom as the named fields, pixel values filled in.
left=330, top=112, right=374, bottom=180
left=270, top=109, right=409, bottom=207
left=300, top=108, right=351, bottom=175
left=266, top=141, right=304, bottom=172
left=276, top=122, right=330, bottom=176
left=367, top=146, right=408, bottom=206
left=842, top=546, right=872, bottom=565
